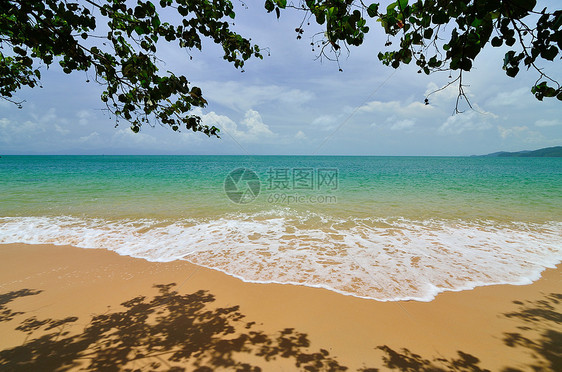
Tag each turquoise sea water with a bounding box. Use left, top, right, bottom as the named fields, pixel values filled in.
left=1, top=155, right=561, bottom=301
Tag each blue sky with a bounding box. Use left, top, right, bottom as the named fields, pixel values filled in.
left=1, top=1, right=561, bottom=156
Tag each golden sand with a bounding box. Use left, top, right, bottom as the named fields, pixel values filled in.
left=0, top=243, right=560, bottom=371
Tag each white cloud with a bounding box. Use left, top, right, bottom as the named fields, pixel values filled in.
left=424, top=81, right=459, bottom=102
left=79, top=131, right=100, bottom=143
left=312, top=115, right=336, bottom=125
left=0, top=99, right=11, bottom=109
left=77, top=110, right=93, bottom=126
left=199, top=81, right=315, bottom=112
left=199, top=111, right=237, bottom=135
left=2, top=108, right=71, bottom=140
left=200, top=109, right=275, bottom=143
left=0, top=118, right=13, bottom=143
left=498, top=125, right=529, bottom=139
left=295, top=130, right=307, bottom=139
left=390, top=118, right=415, bottom=131
left=54, top=124, right=70, bottom=135
left=488, top=88, right=528, bottom=106
left=358, top=100, right=433, bottom=117
left=438, top=111, right=493, bottom=134
left=241, top=109, right=275, bottom=138
left=311, top=114, right=338, bottom=131
left=534, top=119, right=560, bottom=127
left=111, top=127, right=160, bottom=147
left=0, top=117, right=46, bottom=141
left=31, top=108, right=60, bottom=125
left=2, top=3, right=558, bottom=156
left=497, top=125, right=547, bottom=144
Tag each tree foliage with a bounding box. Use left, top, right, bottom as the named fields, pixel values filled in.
left=268, top=0, right=561, bottom=109
left=1, top=0, right=262, bottom=135
left=0, top=1, right=560, bottom=135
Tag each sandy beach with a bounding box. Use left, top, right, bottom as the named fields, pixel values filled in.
left=0, top=242, right=560, bottom=371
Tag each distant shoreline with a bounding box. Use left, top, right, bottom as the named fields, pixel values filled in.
left=477, top=145, right=562, bottom=157
left=1, top=150, right=561, bottom=157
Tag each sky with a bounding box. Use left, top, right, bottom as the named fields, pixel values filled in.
left=1, top=1, right=561, bottom=156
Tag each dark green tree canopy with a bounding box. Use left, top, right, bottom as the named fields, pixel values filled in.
left=1, top=0, right=560, bottom=135
left=1, top=0, right=262, bottom=135
left=268, top=0, right=561, bottom=109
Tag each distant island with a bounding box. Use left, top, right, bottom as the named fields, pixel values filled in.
left=479, top=146, right=562, bottom=157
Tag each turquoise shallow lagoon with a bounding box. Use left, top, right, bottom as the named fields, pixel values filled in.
left=1, top=155, right=561, bottom=301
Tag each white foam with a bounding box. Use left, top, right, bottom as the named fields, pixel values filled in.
left=1, top=214, right=561, bottom=302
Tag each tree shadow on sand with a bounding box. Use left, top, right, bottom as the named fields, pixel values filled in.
left=501, top=293, right=562, bottom=371
left=1, top=287, right=560, bottom=371
left=359, top=347, right=490, bottom=372
left=0, top=284, right=348, bottom=371
left=0, top=289, right=43, bottom=323
left=364, top=292, right=562, bottom=372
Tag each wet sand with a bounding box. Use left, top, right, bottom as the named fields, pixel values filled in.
left=0, top=243, right=560, bottom=371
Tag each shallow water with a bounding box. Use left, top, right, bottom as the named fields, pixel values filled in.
left=1, top=155, right=561, bottom=301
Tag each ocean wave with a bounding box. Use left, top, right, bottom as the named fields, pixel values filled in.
left=1, top=213, right=561, bottom=302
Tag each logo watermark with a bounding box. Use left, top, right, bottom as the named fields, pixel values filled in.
left=224, top=168, right=261, bottom=204
left=224, top=167, right=338, bottom=204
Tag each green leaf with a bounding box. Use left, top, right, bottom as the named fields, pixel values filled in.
left=1, top=0, right=558, bottom=138
left=152, top=16, right=161, bottom=28
left=460, top=58, right=472, bottom=71
left=316, top=11, right=325, bottom=25
left=264, top=0, right=274, bottom=12
left=387, top=2, right=397, bottom=12
left=432, top=11, right=448, bottom=25
left=367, top=4, right=379, bottom=18
left=389, top=0, right=408, bottom=11
left=491, top=37, right=502, bottom=47
left=545, top=87, right=556, bottom=97
left=13, top=46, right=26, bottom=56
left=506, top=66, right=519, bottom=77
left=510, top=0, right=537, bottom=12
left=541, top=46, right=558, bottom=61
left=471, top=18, right=482, bottom=28
left=134, top=6, right=146, bottom=19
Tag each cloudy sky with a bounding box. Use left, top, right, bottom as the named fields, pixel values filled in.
left=1, top=0, right=561, bottom=156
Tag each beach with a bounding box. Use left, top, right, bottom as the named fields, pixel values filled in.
left=1, top=155, right=561, bottom=370
left=1, top=242, right=560, bottom=371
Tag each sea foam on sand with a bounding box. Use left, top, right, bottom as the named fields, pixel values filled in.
left=1, top=213, right=561, bottom=301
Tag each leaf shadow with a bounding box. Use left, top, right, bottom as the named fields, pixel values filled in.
left=501, top=293, right=562, bottom=371
left=0, top=289, right=43, bottom=323
left=362, top=292, right=562, bottom=372
left=364, top=346, right=490, bottom=372
left=0, top=284, right=348, bottom=371
left=1, top=287, right=560, bottom=371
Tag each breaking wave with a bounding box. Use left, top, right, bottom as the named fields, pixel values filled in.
left=1, top=211, right=561, bottom=302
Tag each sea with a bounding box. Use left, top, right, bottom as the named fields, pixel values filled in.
left=0, top=155, right=561, bottom=302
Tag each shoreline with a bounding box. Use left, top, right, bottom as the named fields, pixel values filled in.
left=3, top=214, right=561, bottom=303
left=182, top=257, right=555, bottom=303
left=1, top=242, right=561, bottom=371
